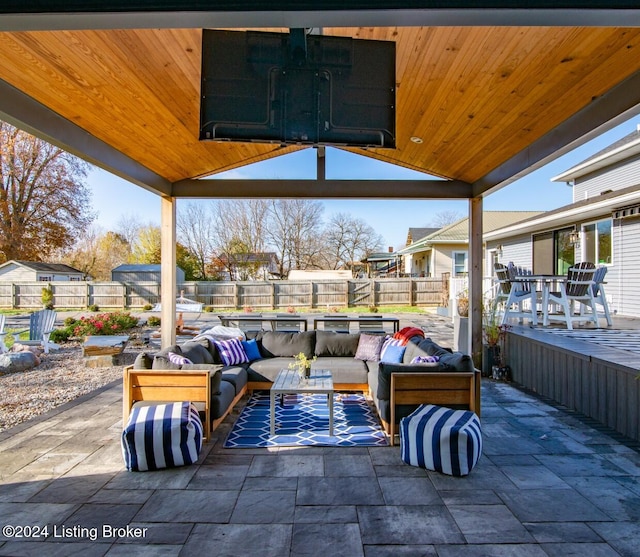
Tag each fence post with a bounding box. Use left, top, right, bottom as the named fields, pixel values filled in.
left=271, top=282, right=276, bottom=309
left=370, top=279, right=376, bottom=307
left=12, top=282, right=17, bottom=309
left=85, top=282, right=90, bottom=308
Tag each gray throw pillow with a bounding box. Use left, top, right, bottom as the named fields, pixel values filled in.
left=314, top=331, right=360, bottom=357
left=354, top=333, right=385, bottom=361
left=260, top=331, right=316, bottom=359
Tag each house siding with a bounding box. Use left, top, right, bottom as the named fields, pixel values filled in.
left=498, top=235, right=533, bottom=269
left=0, top=264, right=36, bottom=282
left=573, top=155, right=640, bottom=201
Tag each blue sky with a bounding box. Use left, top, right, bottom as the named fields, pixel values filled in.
left=88, top=115, right=639, bottom=250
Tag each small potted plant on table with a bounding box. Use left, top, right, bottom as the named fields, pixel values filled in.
left=289, top=352, right=317, bottom=380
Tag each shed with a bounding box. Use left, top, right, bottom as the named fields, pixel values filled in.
left=0, top=260, right=86, bottom=281
left=111, top=264, right=185, bottom=283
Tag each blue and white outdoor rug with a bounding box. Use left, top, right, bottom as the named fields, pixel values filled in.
left=224, top=392, right=388, bottom=448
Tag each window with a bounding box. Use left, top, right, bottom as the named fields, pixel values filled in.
left=39, top=276, right=52, bottom=281
left=582, top=219, right=612, bottom=264
left=452, top=251, right=468, bottom=277
left=555, top=227, right=575, bottom=275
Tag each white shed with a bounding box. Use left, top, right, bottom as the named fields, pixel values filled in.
left=111, top=264, right=185, bottom=283
left=0, top=260, right=86, bottom=281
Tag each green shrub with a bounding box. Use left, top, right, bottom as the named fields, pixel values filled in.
left=49, top=328, right=72, bottom=343
left=64, top=316, right=78, bottom=327
left=203, top=306, right=213, bottom=313
left=73, top=312, right=139, bottom=336
left=368, top=305, right=379, bottom=313
left=142, top=303, right=153, bottom=311
left=88, top=304, right=100, bottom=312
left=147, top=316, right=161, bottom=327
left=41, top=284, right=54, bottom=310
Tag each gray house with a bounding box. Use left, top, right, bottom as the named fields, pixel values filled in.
left=485, top=124, right=640, bottom=318
left=0, top=260, right=86, bottom=281
left=111, top=264, right=185, bottom=283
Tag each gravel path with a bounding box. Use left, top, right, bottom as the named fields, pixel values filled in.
left=0, top=342, right=141, bottom=433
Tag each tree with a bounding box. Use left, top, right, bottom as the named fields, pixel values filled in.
left=177, top=201, right=216, bottom=280
left=429, top=210, right=463, bottom=228
left=0, top=122, right=94, bottom=263
left=176, top=243, right=201, bottom=281
left=322, top=213, right=384, bottom=270
left=266, top=199, right=325, bottom=276
left=131, top=225, right=161, bottom=263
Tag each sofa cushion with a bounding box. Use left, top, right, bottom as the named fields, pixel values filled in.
left=182, top=364, right=223, bottom=394
left=151, top=354, right=182, bottom=370
left=354, top=333, right=385, bottom=361
left=181, top=341, right=215, bottom=365
left=403, top=337, right=451, bottom=364
left=167, top=351, right=193, bottom=365
left=210, top=380, right=236, bottom=420
left=221, top=366, right=248, bottom=396
left=259, top=331, right=316, bottom=359
left=133, top=352, right=153, bottom=369
left=246, top=357, right=293, bottom=382
left=214, top=338, right=249, bottom=366
left=314, top=331, right=360, bottom=357
left=311, top=357, right=368, bottom=384
left=439, top=351, right=475, bottom=372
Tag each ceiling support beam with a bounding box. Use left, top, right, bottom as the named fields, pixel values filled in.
left=473, top=69, right=640, bottom=198
left=0, top=78, right=172, bottom=196
left=171, top=178, right=472, bottom=199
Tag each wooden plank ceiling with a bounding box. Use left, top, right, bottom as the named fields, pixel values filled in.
left=1, top=25, right=640, bottom=190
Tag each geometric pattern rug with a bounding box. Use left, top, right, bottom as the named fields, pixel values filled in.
left=544, top=328, right=640, bottom=355
left=224, top=392, right=388, bottom=448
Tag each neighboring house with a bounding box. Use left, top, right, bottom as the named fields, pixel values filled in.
left=398, top=212, right=542, bottom=279
left=111, top=264, right=185, bottom=283
left=0, top=260, right=87, bottom=281
left=484, top=124, right=640, bottom=317
left=215, top=252, right=281, bottom=281
left=361, top=248, right=400, bottom=278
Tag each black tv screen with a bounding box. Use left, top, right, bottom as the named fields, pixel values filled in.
left=199, top=29, right=396, bottom=148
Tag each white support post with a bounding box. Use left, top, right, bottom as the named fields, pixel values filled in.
left=160, top=196, right=177, bottom=348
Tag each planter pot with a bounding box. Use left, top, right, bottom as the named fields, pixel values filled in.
left=453, top=315, right=469, bottom=353
left=483, top=345, right=500, bottom=377
left=492, top=365, right=511, bottom=381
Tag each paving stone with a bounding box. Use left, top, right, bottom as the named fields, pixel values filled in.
left=242, top=476, right=298, bottom=491
left=435, top=544, right=549, bottom=556
left=447, top=504, right=535, bottom=544
left=88, top=489, right=154, bottom=505
left=105, top=465, right=198, bottom=490
left=181, top=524, right=291, bottom=557
left=377, top=476, right=442, bottom=505
left=588, top=521, right=640, bottom=557
left=294, top=505, right=357, bottom=523
left=28, top=474, right=111, bottom=504
left=499, top=465, right=571, bottom=490
left=291, top=523, right=363, bottom=556
left=135, top=490, right=237, bottom=523
left=358, top=505, right=464, bottom=545
left=105, top=545, right=181, bottom=556
left=230, top=490, right=296, bottom=523
left=498, top=489, right=610, bottom=522
left=324, top=454, right=376, bottom=477
left=248, top=454, right=324, bottom=477
left=0, top=541, right=109, bottom=556
left=540, top=543, right=622, bottom=556
left=565, top=476, right=640, bottom=521
left=438, top=489, right=503, bottom=506
left=297, top=477, right=383, bottom=505
left=186, top=464, right=250, bottom=490
left=524, top=522, right=604, bottom=543
left=0, top=502, right=78, bottom=542
left=535, top=454, right=627, bottom=478
left=111, top=522, right=193, bottom=545
left=64, top=503, right=142, bottom=533
left=364, top=545, right=437, bottom=557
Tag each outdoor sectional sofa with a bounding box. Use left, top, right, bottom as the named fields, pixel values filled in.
left=123, top=329, right=478, bottom=440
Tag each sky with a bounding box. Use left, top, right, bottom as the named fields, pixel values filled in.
left=87, top=115, right=640, bottom=251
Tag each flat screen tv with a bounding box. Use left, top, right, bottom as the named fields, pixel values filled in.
left=199, top=29, right=396, bottom=148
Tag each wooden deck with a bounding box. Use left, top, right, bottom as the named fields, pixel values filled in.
left=506, top=324, right=640, bottom=442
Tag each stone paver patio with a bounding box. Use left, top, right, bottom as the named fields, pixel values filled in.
left=1, top=313, right=640, bottom=555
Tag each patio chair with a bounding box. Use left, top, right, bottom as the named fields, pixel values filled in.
left=544, top=262, right=597, bottom=330
left=585, top=265, right=612, bottom=327
left=0, top=314, right=7, bottom=353
left=13, top=309, right=59, bottom=353
left=322, top=315, right=351, bottom=333
left=493, top=263, right=537, bottom=325
left=357, top=315, right=386, bottom=334
left=272, top=313, right=304, bottom=332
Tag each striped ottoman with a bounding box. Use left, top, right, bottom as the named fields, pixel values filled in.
left=122, top=401, right=203, bottom=472
left=400, top=404, right=482, bottom=476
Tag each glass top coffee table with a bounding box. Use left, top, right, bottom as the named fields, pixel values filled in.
left=270, top=368, right=334, bottom=437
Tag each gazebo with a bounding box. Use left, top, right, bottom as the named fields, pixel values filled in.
left=2, top=3, right=640, bottom=412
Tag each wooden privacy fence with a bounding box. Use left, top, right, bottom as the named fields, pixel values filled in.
left=0, top=278, right=444, bottom=310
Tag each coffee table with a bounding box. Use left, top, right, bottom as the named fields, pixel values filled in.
left=270, top=368, right=334, bottom=437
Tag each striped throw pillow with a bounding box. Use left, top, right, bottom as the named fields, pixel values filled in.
left=167, top=351, right=193, bottom=366
left=122, top=401, right=203, bottom=472
left=411, top=355, right=440, bottom=364
left=400, top=404, right=482, bottom=476
left=214, top=338, right=248, bottom=366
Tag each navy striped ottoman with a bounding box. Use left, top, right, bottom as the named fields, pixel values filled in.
left=122, top=401, right=203, bottom=472
left=400, top=404, right=482, bottom=476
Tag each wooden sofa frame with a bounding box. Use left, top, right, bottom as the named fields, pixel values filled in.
left=386, top=371, right=477, bottom=446
left=123, top=366, right=246, bottom=440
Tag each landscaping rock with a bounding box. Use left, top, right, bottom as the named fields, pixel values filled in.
left=0, top=351, right=40, bottom=373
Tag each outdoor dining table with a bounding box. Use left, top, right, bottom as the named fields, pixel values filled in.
left=512, top=274, right=568, bottom=326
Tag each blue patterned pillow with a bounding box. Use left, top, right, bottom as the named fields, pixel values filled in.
left=167, top=351, right=193, bottom=366
left=214, top=338, right=248, bottom=366
left=380, top=337, right=406, bottom=363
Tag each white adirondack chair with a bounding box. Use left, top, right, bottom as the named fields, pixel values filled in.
left=15, top=309, right=59, bottom=353
left=0, top=314, right=7, bottom=353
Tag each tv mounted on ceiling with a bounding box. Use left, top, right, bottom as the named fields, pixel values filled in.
left=199, top=29, right=396, bottom=149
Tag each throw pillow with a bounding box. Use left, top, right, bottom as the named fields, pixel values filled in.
left=411, top=355, right=440, bottom=364
left=380, top=337, right=406, bottom=364
left=355, top=333, right=385, bottom=361
left=167, top=351, right=193, bottom=366
left=214, top=338, right=249, bottom=366
left=241, top=338, right=262, bottom=362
